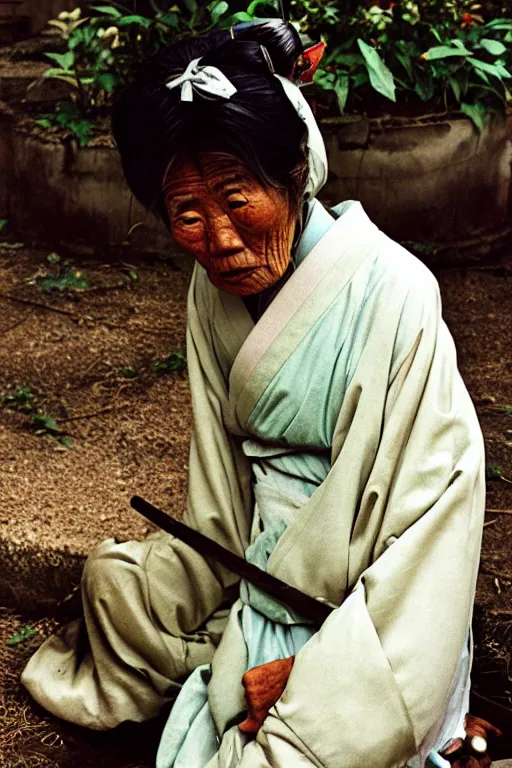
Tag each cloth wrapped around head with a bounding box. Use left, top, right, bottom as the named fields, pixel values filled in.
left=112, top=20, right=328, bottom=225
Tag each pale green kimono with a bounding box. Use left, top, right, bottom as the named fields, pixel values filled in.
left=22, top=200, right=484, bottom=768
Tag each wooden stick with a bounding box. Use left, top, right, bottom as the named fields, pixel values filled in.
left=131, top=496, right=336, bottom=625
left=486, top=509, right=512, bottom=515
left=0, top=291, right=77, bottom=317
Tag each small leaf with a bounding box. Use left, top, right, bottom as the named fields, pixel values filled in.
left=209, top=0, right=229, bottom=23
left=89, top=5, right=123, bottom=17
left=116, top=15, right=152, bottom=28
left=0, top=219, right=7, bottom=234
left=334, top=74, right=349, bottom=113
left=31, top=414, right=61, bottom=433
left=119, top=366, right=138, bottom=379
left=468, top=57, right=508, bottom=78
left=7, top=626, right=37, bottom=647
left=96, top=73, right=118, bottom=92
left=45, top=51, right=75, bottom=69
left=128, top=270, right=137, bottom=281
left=46, top=252, right=61, bottom=264
left=485, top=18, right=512, bottom=30
left=357, top=39, right=396, bottom=102
left=35, top=118, right=53, bottom=129
left=59, top=436, right=73, bottom=449
left=449, top=77, right=461, bottom=103
left=421, top=45, right=469, bottom=60
left=461, top=102, right=487, bottom=132
left=480, top=39, right=507, bottom=57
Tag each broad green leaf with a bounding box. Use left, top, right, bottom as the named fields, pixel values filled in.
left=35, top=118, right=53, bottom=128
left=89, top=5, right=122, bottom=17
left=395, top=50, right=413, bottom=80
left=334, top=75, right=349, bottom=113
left=59, top=436, right=73, bottom=449
left=485, top=18, right=512, bottom=29
left=421, top=45, right=469, bottom=60
left=96, top=72, right=118, bottom=92
left=117, top=15, right=152, bottom=27
left=157, top=12, right=180, bottom=30
left=42, top=69, right=78, bottom=88
left=7, top=626, right=37, bottom=647
left=480, top=39, right=507, bottom=56
left=351, top=71, right=370, bottom=88
left=45, top=51, right=75, bottom=69
left=449, top=77, right=461, bottom=102
left=32, top=414, right=61, bottom=433
left=414, top=72, right=435, bottom=101
left=247, top=0, right=274, bottom=14
left=495, top=63, right=512, bottom=78
left=332, top=53, right=362, bottom=68
left=468, top=57, right=508, bottom=78
left=461, top=102, right=487, bottom=132
left=357, top=39, right=396, bottom=102
left=451, top=39, right=467, bottom=50
left=314, top=69, right=336, bottom=90
left=209, top=0, right=229, bottom=24
left=183, top=0, right=197, bottom=12
left=220, top=11, right=253, bottom=24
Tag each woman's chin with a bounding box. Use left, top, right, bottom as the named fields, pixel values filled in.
left=209, top=269, right=285, bottom=297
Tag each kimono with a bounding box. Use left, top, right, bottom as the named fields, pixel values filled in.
left=21, top=199, right=484, bottom=768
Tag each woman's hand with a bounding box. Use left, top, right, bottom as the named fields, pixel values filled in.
left=441, top=714, right=501, bottom=767
left=239, top=656, right=295, bottom=735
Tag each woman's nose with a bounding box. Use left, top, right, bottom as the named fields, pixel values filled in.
left=208, top=215, right=245, bottom=259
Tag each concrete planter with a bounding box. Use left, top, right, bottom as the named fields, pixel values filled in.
left=0, top=104, right=171, bottom=252
left=1, top=103, right=512, bottom=255
left=320, top=112, right=512, bottom=243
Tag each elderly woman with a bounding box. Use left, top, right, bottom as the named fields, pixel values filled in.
left=22, top=20, right=489, bottom=768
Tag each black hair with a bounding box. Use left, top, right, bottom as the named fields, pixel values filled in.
left=111, top=20, right=308, bottom=227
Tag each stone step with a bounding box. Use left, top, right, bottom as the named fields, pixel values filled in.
left=0, top=16, right=30, bottom=44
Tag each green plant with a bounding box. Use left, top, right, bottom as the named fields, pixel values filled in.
left=28, top=259, right=90, bottom=293
left=307, top=1, right=512, bottom=129
left=1, top=386, right=73, bottom=448
left=150, top=351, right=187, bottom=375
left=1, top=386, right=36, bottom=412
left=486, top=462, right=512, bottom=483
left=32, top=0, right=512, bottom=137
left=7, top=626, right=38, bottom=648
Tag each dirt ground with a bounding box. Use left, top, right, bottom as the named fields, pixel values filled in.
left=0, top=233, right=511, bottom=766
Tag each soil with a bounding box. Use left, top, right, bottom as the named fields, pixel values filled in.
left=0, top=235, right=511, bottom=766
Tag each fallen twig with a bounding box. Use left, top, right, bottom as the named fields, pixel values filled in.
left=0, top=309, right=33, bottom=334
left=483, top=519, right=498, bottom=528
left=486, top=509, right=512, bottom=515
left=0, top=291, right=78, bottom=318
left=58, top=404, right=129, bottom=423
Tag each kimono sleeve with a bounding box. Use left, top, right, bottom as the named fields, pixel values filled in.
left=243, top=271, right=485, bottom=767
left=184, top=265, right=253, bottom=589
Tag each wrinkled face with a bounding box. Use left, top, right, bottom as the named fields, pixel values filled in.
left=163, top=154, right=296, bottom=296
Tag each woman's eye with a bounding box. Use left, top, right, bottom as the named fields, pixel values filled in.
left=179, top=215, right=202, bottom=226
left=227, top=194, right=247, bottom=210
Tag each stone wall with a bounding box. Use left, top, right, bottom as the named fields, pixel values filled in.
left=0, top=107, right=171, bottom=251
left=321, top=113, right=512, bottom=243
left=19, top=0, right=78, bottom=35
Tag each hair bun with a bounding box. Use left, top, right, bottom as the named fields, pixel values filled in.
left=229, top=19, right=303, bottom=77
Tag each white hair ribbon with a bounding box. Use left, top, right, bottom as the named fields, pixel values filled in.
left=166, top=57, right=237, bottom=102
